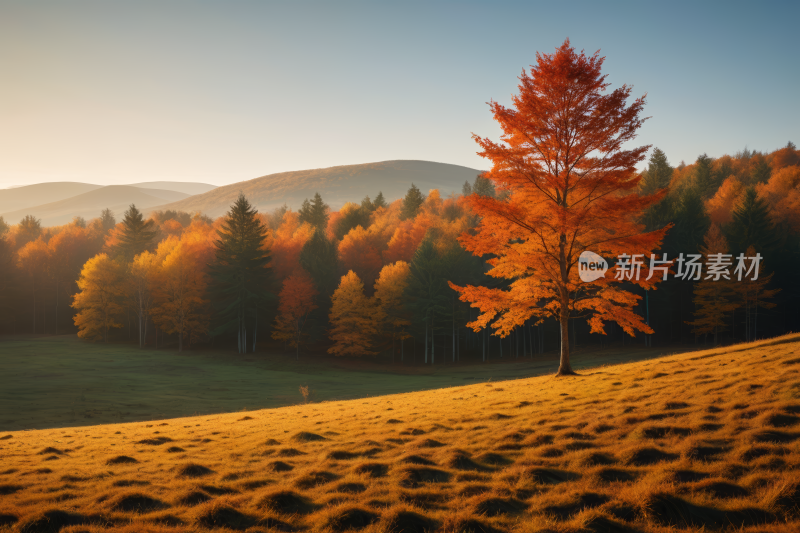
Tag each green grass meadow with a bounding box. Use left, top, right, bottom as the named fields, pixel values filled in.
left=0, top=335, right=691, bottom=431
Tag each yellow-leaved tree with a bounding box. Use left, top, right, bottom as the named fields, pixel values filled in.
left=128, top=251, right=158, bottom=348
left=150, top=235, right=211, bottom=351
left=374, top=261, right=412, bottom=363
left=72, top=253, right=125, bottom=341
left=328, top=270, right=377, bottom=356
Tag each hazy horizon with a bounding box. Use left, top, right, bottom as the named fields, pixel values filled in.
left=1, top=1, right=798, bottom=189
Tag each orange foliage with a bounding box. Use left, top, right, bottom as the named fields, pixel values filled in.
left=271, top=270, right=318, bottom=358
left=269, top=211, right=315, bottom=282
left=705, top=176, right=744, bottom=226
left=450, top=40, right=668, bottom=375
left=772, top=145, right=800, bottom=170
left=687, top=225, right=737, bottom=342
left=383, top=216, right=432, bottom=264
left=328, top=270, right=377, bottom=356
left=756, top=165, right=800, bottom=231
left=338, top=225, right=384, bottom=289
left=72, top=253, right=125, bottom=341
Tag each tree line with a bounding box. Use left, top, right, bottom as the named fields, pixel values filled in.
left=1, top=40, right=798, bottom=367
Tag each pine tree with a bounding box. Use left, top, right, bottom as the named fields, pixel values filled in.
left=0, top=216, right=8, bottom=237
left=115, top=204, right=157, bottom=261
left=16, top=214, right=42, bottom=248
left=400, top=184, right=425, bottom=220
left=728, top=187, right=779, bottom=256
left=673, top=188, right=710, bottom=254
left=209, top=193, right=272, bottom=353
left=462, top=180, right=472, bottom=196
left=686, top=225, right=737, bottom=344
left=694, top=153, right=716, bottom=199
left=734, top=245, right=779, bottom=342
left=299, top=228, right=339, bottom=338
left=639, top=147, right=673, bottom=196
left=406, top=238, right=449, bottom=364
left=472, top=173, right=496, bottom=198
left=100, top=208, right=116, bottom=232
left=298, top=192, right=329, bottom=231
left=328, top=270, right=377, bottom=356
left=373, top=191, right=388, bottom=209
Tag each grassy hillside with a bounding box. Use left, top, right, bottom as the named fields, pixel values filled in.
left=0, top=336, right=673, bottom=432
left=125, top=182, right=218, bottom=196
left=146, top=160, right=484, bottom=219
left=1, top=186, right=190, bottom=226
left=0, top=183, right=102, bottom=215
left=1, top=335, right=798, bottom=532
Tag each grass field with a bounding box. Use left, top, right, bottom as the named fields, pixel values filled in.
left=0, top=336, right=684, bottom=432
left=0, top=334, right=799, bottom=532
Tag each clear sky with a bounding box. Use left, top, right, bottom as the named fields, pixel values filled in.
left=1, top=0, right=797, bottom=188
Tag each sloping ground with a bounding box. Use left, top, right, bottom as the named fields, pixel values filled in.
left=145, top=160, right=483, bottom=218
left=0, top=182, right=102, bottom=214
left=124, top=182, right=218, bottom=196
left=1, top=186, right=190, bottom=226
left=0, top=334, right=799, bottom=533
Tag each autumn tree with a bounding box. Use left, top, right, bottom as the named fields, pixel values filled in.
left=128, top=251, right=157, bottom=347
left=151, top=237, right=211, bottom=351
left=328, top=270, right=377, bottom=356
left=374, top=261, right=412, bottom=362
left=209, top=194, right=272, bottom=353
left=450, top=40, right=669, bottom=375
left=272, top=270, right=318, bottom=359
left=48, top=225, right=95, bottom=335
left=72, top=254, right=125, bottom=341
left=17, top=238, right=50, bottom=334
left=114, top=204, right=157, bottom=261
left=686, top=225, right=738, bottom=344
left=15, top=215, right=42, bottom=249
left=373, top=191, right=388, bottom=209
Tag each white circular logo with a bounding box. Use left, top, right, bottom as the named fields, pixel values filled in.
left=579, top=251, right=608, bottom=282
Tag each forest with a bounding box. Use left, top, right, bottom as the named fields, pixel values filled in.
left=0, top=139, right=798, bottom=365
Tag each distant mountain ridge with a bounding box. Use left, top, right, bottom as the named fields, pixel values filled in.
left=146, top=160, right=483, bottom=218
left=0, top=181, right=217, bottom=226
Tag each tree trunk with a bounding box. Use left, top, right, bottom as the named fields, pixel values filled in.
left=179, top=328, right=183, bottom=352
left=556, top=306, right=576, bottom=375
left=253, top=308, right=258, bottom=353
left=424, top=322, right=428, bottom=364
left=55, top=279, right=58, bottom=335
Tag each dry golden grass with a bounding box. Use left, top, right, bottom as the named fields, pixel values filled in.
left=1, top=334, right=800, bottom=533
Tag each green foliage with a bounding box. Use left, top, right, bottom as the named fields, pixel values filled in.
left=728, top=187, right=779, bottom=255
left=115, top=205, right=157, bottom=261
left=151, top=209, right=192, bottom=227
left=209, top=194, right=272, bottom=352
left=335, top=206, right=371, bottom=240
left=299, top=229, right=340, bottom=339
left=462, top=180, right=472, bottom=196
left=472, top=173, right=496, bottom=198
left=672, top=188, right=710, bottom=254
left=299, top=192, right=329, bottom=231
left=0, top=215, right=9, bottom=236
left=16, top=214, right=42, bottom=248
left=405, top=239, right=450, bottom=335
left=372, top=191, right=387, bottom=209
left=400, top=184, right=425, bottom=220
left=694, top=153, right=716, bottom=199
left=100, top=208, right=116, bottom=232
left=639, top=148, right=673, bottom=196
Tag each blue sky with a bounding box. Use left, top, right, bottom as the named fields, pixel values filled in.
left=0, top=0, right=797, bottom=188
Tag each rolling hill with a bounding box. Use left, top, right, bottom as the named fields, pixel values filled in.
left=146, top=160, right=484, bottom=218
left=0, top=182, right=102, bottom=214
left=1, top=186, right=191, bottom=226
left=125, top=181, right=218, bottom=196
left=0, top=335, right=798, bottom=532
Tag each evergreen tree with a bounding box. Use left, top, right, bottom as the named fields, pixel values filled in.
left=405, top=238, right=449, bottom=364
left=0, top=216, right=9, bottom=237
left=672, top=188, right=710, bottom=254
left=400, top=184, right=425, bottom=220
left=299, top=229, right=340, bottom=338
left=694, top=153, right=715, bottom=199
left=360, top=195, right=375, bottom=212
left=728, top=187, right=779, bottom=255
left=472, top=173, right=496, bottom=198
left=115, top=205, right=157, bottom=261
left=462, top=180, right=472, bottom=196
left=373, top=191, right=387, bottom=209
left=16, top=214, right=42, bottom=248
left=298, top=192, right=329, bottom=230
left=639, top=147, right=673, bottom=196
left=209, top=194, right=272, bottom=353
left=750, top=156, right=771, bottom=184
left=100, top=208, right=116, bottom=232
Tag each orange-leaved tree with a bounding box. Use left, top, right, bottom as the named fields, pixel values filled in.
left=328, top=270, right=377, bottom=356
left=17, top=237, right=50, bottom=334
left=686, top=224, right=738, bottom=344
left=374, top=261, right=412, bottom=362
left=72, top=253, right=125, bottom=341
left=450, top=40, right=670, bottom=375
left=272, top=270, right=318, bottom=359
